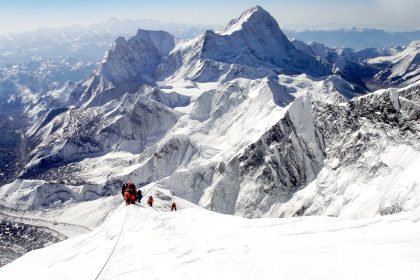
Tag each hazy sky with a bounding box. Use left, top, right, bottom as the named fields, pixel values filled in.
left=0, top=0, right=419, bottom=33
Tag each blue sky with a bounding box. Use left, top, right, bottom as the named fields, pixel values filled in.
left=0, top=0, right=419, bottom=33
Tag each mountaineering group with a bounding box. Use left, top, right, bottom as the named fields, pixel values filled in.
left=121, top=182, right=177, bottom=211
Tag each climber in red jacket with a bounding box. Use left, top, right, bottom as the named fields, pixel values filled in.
left=147, top=196, right=154, bottom=207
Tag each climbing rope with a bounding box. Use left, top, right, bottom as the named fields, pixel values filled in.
left=94, top=206, right=127, bottom=280
left=141, top=183, right=158, bottom=198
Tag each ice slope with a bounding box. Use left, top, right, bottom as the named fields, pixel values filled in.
left=1, top=202, right=419, bottom=280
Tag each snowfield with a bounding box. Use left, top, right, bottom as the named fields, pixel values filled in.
left=1, top=197, right=419, bottom=280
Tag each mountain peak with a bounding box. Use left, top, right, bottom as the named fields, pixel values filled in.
left=217, top=5, right=277, bottom=35
left=245, top=5, right=267, bottom=15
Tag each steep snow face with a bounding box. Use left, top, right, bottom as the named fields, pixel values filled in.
left=217, top=5, right=268, bottom=35
left=1, top=204, right=420, bottom=280
left=368, top=41, right=420, bottom=87
left=232, top=95, right=325, bottom=217
left=105, top=78, right=419, bottom=219
left=269, top=82, right=420, bottom=218
left=195, top=94, right=326, bottom=217
left=72, top=30, right=175, bottom=107
left=206, top=6, right=330, bottom=75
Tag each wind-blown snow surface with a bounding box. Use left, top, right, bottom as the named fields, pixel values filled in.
left=1, top=202, right=419, bottom=280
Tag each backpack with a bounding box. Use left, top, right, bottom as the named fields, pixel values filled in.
left=127, top=183, right=136, bottom=195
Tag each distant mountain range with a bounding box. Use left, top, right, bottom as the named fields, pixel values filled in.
left=285, top=28, right=420, bottom=50
left=1, top=18, right=419, bottom=69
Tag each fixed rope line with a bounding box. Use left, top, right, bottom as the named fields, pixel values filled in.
left=94, top=206, right=127, bottom=280
left=142, top=183, right=158, bottom=198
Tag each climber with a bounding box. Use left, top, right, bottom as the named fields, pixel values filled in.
left=123, top=182, right=137, bottom=205
left=171, top=202, right=177, bottom=211
left=147, top=196, right=154, bottom=207
left=136, top=189, right=143, bottom=203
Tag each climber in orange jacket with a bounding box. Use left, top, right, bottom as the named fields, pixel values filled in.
left=123, top=182, right=137, bottom=205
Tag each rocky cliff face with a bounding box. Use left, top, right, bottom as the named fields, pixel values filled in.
left=268, top=82, right=420, bottom=218
left=194, top=95, right=325, bottom=217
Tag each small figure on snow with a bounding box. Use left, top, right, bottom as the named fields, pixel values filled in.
left=136, top=189, right=143, bottom=203
left=123, top=182, right=137, bottom=205
left=171, top=202, right=177, bottom=211
left=147, top=196, right=154, bottom=207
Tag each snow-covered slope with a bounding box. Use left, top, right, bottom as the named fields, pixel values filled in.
left=1, top=202, right=419, bottom=280
left=368, top=41, right=420, bottom=87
